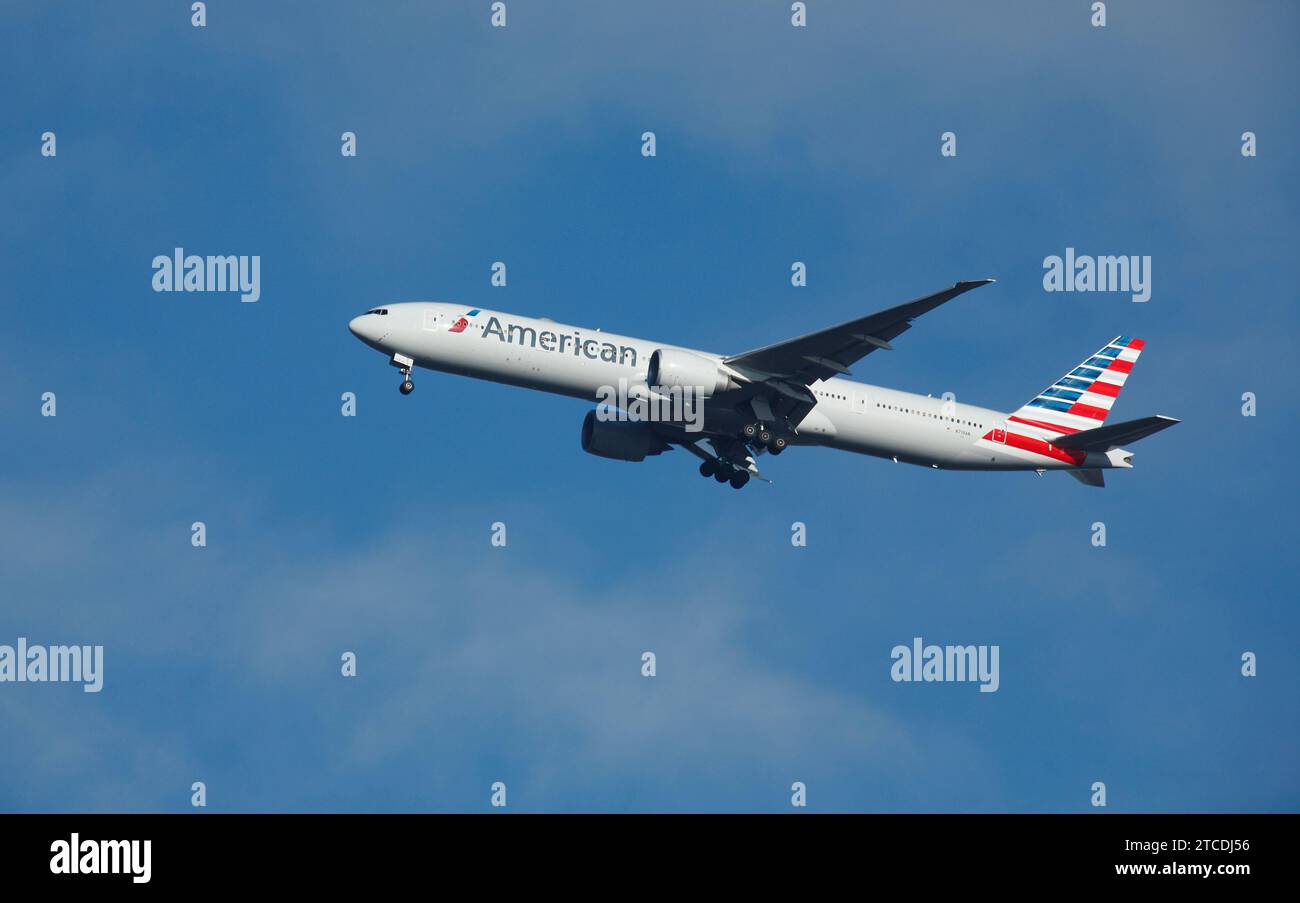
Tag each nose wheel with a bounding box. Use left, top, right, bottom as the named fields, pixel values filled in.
left=390, top=353, right=416, bottom=396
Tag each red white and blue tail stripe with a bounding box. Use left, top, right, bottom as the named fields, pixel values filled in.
left=1008, top=336, right=1144, bottom=436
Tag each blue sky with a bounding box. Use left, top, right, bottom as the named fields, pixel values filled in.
left=1, top=1, right=1296, bottom=811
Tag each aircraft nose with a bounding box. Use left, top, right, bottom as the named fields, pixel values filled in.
left=348, top=313, right=388, bottom=347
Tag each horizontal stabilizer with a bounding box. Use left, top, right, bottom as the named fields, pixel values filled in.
left=1067, top=469, right=1106, bottom=488
left=1055, top=415, right=1180, bottom=453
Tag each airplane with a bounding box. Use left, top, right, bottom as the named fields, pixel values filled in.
left=348, top=279, right=1178, bottom=489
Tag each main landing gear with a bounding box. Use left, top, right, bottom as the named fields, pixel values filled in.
left=699, top=458, right=751, bottom=490
left=742, top=423, right=788, bottom=455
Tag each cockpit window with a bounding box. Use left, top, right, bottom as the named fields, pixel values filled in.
left=366, top=308, right=389, bottom=315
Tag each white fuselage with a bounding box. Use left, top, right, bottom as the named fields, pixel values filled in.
left=349, top=302, right=1118, bottom=473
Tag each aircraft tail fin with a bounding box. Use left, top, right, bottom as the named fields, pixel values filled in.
left=1008, top=336, right=1145, bottom=436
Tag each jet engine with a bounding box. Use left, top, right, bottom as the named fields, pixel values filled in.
left=646, top=348, right=741, bottom=399
left=580, top=410, right=669, bottom=462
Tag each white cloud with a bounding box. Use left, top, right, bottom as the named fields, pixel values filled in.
left=0, top=464, right=972, bottom=810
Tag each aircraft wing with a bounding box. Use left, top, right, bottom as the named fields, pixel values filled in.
left=724, top=279, right=995, bottom=384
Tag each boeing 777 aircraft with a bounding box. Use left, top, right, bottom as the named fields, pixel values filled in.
left=348, top=280, right=1177, bottom=489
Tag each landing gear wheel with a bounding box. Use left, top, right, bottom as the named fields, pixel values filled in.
left=742, top=423, right=757, bottom=439
left=699, top=460, right=717, bottom=478
left=399, top=379, right=415, bottom=395
left=757, top=429, right=772, bottom=446
left=771, top=435, right=787, bottom=452
left=713, top=469, right=731, bottom=483
left=729, top=470, right=750, bottom=489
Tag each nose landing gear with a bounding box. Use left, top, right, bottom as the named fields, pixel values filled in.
left=390, top=353, right=416, bottom=396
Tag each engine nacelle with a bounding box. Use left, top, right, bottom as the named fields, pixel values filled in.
left=646, top=348, right=740, bottom=399
left=580, top=410, right=667, bottom=462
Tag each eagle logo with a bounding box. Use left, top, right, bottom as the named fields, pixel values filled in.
left=448, top=308, right=481, bottom=334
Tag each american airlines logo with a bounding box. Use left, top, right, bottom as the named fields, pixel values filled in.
left=479, top=315, right=639, bottom=367
left=462, top=313, right=702, bottom=429
left=448, top=308, right=481, bottom=333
